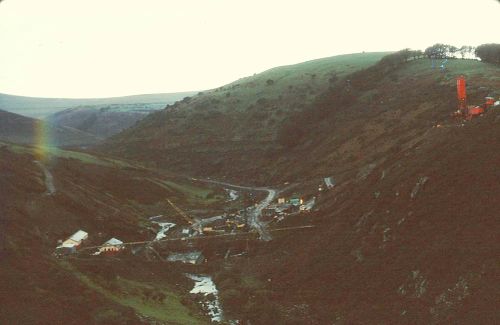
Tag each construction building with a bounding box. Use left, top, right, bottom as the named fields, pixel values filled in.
left=167, top=251, right=205, bottom=265
left=99, top=238, right=124, bottom=255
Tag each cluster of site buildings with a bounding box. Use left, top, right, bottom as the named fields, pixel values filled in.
left=53, top=176, right=335, bottom=260
left=54, top=230, right=124, bottom=257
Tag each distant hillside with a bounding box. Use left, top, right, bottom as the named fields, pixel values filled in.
left=0, top=110, right=101, bottom=146
left=0, top=91, right=197, bottom=118
left=46, top=105, right=156, bottom=139
left=104, top=52, right=390, bottom=172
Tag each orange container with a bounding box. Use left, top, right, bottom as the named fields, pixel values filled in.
left=468, top=106, right=484, bottom=116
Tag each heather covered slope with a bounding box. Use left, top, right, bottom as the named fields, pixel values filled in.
left=269, top=58, right=500, bottom=183
left=0, top=143, right=222, bottom=324
left=242, top=107, right=500, bottom=323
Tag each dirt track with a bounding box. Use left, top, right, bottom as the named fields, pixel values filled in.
left=34, top=160, right=55, bottom=195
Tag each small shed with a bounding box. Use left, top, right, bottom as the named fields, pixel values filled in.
left=167, top=251, right=204, bottom=265
left=289, top=197, right=303, bottom=206
left=262, top=207, right=276, bottom=217
left=54, top=244, right=76, bottom=257
left=275, top=203, right=292, bottom=213
left=324, top=177, right=336, bottom=189
left=99, top=238, right=124, bottom=254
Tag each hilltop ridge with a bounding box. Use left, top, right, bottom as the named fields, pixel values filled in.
left=0, top=91, right=196, bottom=118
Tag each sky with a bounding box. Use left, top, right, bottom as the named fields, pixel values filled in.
left=0, top=0, right=499, bottom=98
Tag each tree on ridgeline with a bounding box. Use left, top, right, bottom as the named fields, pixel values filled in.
left=425, top=43, right=451, bottom=59
left=458, top=45, right=475, bottom=59
left=475, top=43, right=500, bottom=64
left=379, top=49, right=423, bottom=67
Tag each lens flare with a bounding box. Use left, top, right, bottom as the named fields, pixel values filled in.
left=33, top=119, right=52, bottom=162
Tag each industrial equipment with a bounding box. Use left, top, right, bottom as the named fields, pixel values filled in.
left=166, top=199, right=194, bottom=224
left=166, top=199, right=204, bottom=234
left=455, top=75, right=494, bottom=120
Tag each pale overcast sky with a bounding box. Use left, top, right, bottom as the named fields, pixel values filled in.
left=0, top=0, right=498, bottom=98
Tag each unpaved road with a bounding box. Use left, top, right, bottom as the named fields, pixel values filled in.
left=34, top=161, right=55, bottom=195
left=192, top=178, right=276, bottom=241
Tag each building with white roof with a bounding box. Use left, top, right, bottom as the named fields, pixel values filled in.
left=99, top=237, right=124, bottom=254
left=61, top=230, right=88, bottom=248
left=54, top=229, right=88, bottom=257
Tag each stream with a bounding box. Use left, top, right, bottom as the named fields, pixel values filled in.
left=186, top=274, right=223, bottom=323
left=149, top=216, right=224, bottom=322
left=149, top=215, right=176, bottom=241
left=226, top=189, right=239, bottom=201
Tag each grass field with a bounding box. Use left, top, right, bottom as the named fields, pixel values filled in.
left=396, top=58, right=500, bottom=80
left=214, top=52, right=391, bottom=109
left=159, top=179, right=223, bottom=204
left=60, top=261, right=206, bottom=324
left=1, top=141, right=138, bottom=168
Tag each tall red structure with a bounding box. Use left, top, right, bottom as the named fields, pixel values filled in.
left=456, top=75, right=467, bottom=112
left=455, top=75, right=485, bottom=119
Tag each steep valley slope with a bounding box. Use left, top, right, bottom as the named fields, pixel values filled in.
left=234, top=108, right=500, bottom=323
left=103, top=55, right=499, bottom=187
left=98, top=54, right=500, bottom=324
left=225, top=59, right=499, bottom=323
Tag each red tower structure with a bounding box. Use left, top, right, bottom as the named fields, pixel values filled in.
left=455, top=75, right=484, bottom=119
left=456, top=75, right=467, bottom=114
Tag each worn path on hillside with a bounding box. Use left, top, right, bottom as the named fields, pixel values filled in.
left=34, top=160, right=55, bottom=195
left=192, top=178, right=276, bottom=241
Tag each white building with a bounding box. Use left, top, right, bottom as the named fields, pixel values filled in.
left=61, top=230, right=88, bottom=248
left=99, top=238, right=124, bottom=254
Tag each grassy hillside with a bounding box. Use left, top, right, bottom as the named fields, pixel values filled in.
left=0, top=91, right=196, bottom=118
left=104, top=52, right=389, bottom=177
